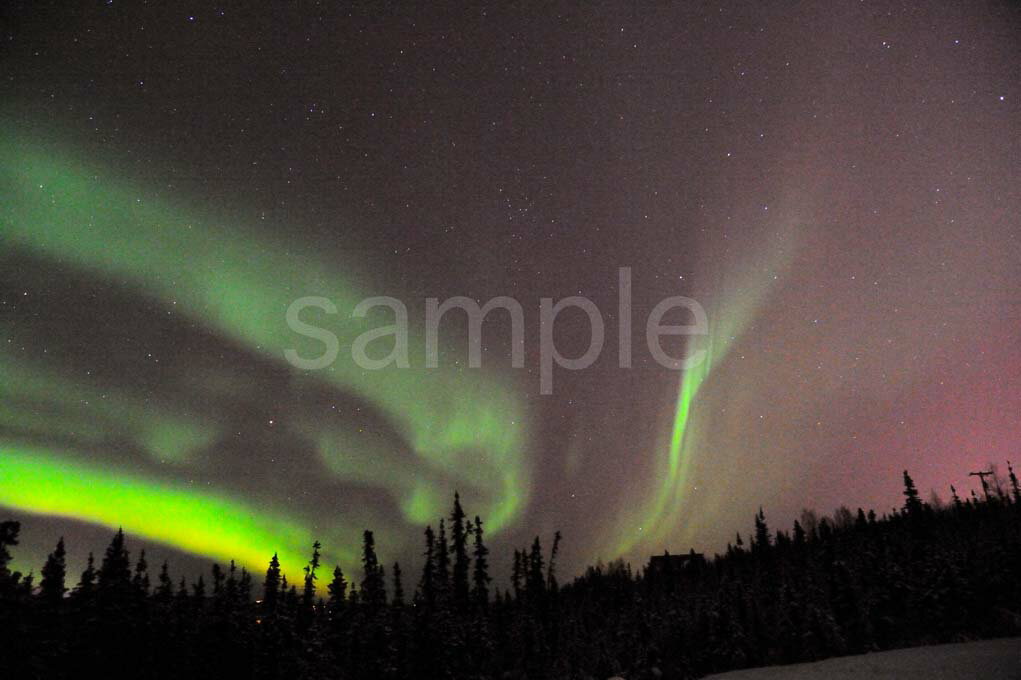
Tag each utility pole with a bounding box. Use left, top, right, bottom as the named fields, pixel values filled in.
left=969, top=470, right=994, bottom=502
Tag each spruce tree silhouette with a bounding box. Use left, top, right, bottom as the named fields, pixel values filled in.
left=527, top=536, right=545, bottom=598
left=754, top=507, right=771, bottom=552
left=511, top=548, right=523, bottom=600
left=39, top=537, right=67, bottom=604
left=327, top=565, right=347, bottom=613
left=211, top=562, right=225, bottom=597
left=435, top=518, right=451, bottom=596
left=74, top=552, right=96, bottom=600
left=818, top=517, right=833, bottom=541
left=471, top=515, right=491, bottom=608
left=418, top=525, right=436, bottom=608
left=132, top=549, right=150, bottom=595
left=793, top=519, right=806, bottom=545
left=355, top=531, right=390, bottom=680
left=951, top=484, right=964, bottom=509
left=262, top=553, right=281, bottom=615
left=0, top=520, right=19, bottom=581
left=546, top=530, right=562, bottom=592
left=450, top=492, right=471, bottom=608
left=155, top=561, right=173, bottom=602
left=238, top=566, right=253, bottom=602
left=347, top=581, right=359, bottom=607
left=97, top=529, right=132, bottom=612
left=392, top=561, right=405, bottom=607
left=302, top=540, right=322, bottom=609
left=225, top=560, right=240, bottom=607
left=325, top=564, right=349, bottom=671
left=299, top=541, right=322, bottom=632
left=903, top=469, right=924, bottom=514
left=360, top=530, right=386, bottom=613
left=1008, top=461, right=1021, bottom=504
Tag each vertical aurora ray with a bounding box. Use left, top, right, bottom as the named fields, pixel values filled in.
left=608, top=218, right=802, bottom=559
left=0, top=126, right=529, bottom=569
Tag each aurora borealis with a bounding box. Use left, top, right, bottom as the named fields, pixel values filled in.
left=1, top=126, right=529, bottom=576
left=2, top=2, right=1020, bottom=582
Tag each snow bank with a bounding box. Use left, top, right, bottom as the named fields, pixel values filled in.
left=703, top=637, right=1020, bottom=679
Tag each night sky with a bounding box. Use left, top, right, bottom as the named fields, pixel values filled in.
left=2, top=2, right=1019, bottom=582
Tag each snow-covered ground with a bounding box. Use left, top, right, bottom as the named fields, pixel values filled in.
left=703, top=637, right=1020, bottom=679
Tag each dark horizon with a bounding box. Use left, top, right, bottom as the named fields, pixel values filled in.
left=3, top=465, right=1020, bottom=679
left=4, top=462, right=1017, bottom=590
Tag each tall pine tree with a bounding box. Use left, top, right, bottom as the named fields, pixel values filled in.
left=471, top=515, right=490, bottom=607
left=263, top=553, right=282, bottom=614
left=302, top=541, right=322, bottom=609
left=902, top=470, right=923, bottom=514
left=754, top=508, right=771, bottom=551
left=546, top=530, right=562, bottom=592
left=39, top=537, right=67, bottom=604
left=418, top=525, right=436, bottom=608
left=450, top=493, right=471, bottom=607
left=436, top=519, right=450, bottom=596
left=392, top=562, right=405, bottom=607
left=360, top=530, right=387, bottom=613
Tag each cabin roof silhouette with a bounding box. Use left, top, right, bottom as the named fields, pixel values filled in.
left=647, top=550, right=705, bottom=575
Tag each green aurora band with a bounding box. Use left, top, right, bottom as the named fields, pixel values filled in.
left=2, top=123, right=802, bottom=574
left=0, top=127, right=529, bottom=574
left=0, top=446, right=332, bottom=573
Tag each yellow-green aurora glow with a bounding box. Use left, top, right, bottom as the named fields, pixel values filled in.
left=0, top=127, right=529, bottom=575
left=0, top=446, right=330, bottom=572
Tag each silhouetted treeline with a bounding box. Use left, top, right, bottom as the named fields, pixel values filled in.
left=2, top=470, right=1020, bottom=679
